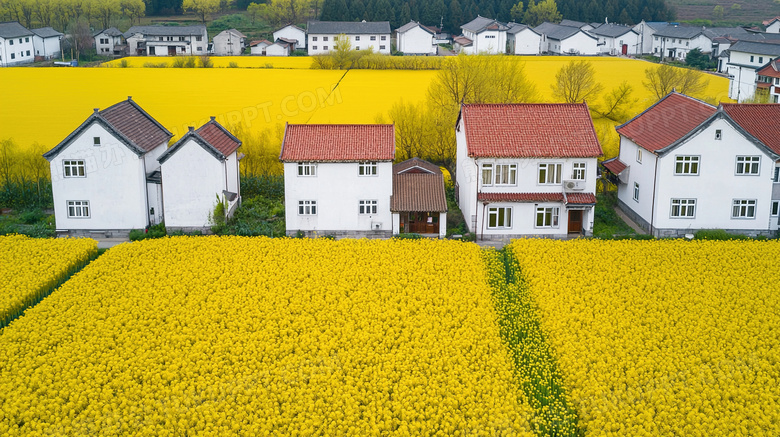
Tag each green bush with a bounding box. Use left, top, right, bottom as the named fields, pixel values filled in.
left=129, top=223, right=167, bottom=241
left=394, top=233, right=423, bottom=239
left=694, top=229, right=750, bottom=240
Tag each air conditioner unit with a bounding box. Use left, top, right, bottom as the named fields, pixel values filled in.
left=563, top=180, right=586, bottom=191
left=371, top=222, right=382, bottom=230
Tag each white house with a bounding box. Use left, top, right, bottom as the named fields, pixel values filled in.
left=307, top=21, right=391, bottom=55
left=456, top=103, right=602, bottom=240
left=266, top=40, right=293, bottom=56
left=589, top=23, right=640, bottom=56
left=396, top=21, right=437, bottom=55
left=603, top=92, right=780, bottom=237
left=280, top=124, right=395, bottom=237
left=726, top=41, right=780, bottom=102
left=249, top=39, right=272, bottom=55
left=459, top=16, right=508, bottom=55
left=765, top=17, right=780, bottom=33
left=391, top=158, right=447, bottom=237
left=42, top=97, right=173, bottom=236
left=452, top=36, right=473, bottom=54
left=506, top=23, right=541, bottom=55
left=158, top=118, right=242, bottom=231
left=93, top=27, right=125, bottom=57
left=534, top=22, right=598, bottom=55
left=31, top=27, right=62, bottom=60
left=755, top=58, right=780, bottom=103
left=651, top=25, right=714, bottom=60
left=212, top=29, right=246, bottom=56
left=0, top=21, right=35, bottom=66
left=273, top=24, right=306, bottom=50
left=124, top=25, right=208, bottom=56
left=632, top=20, right=669, bottom=55
left=560, top=19, right=595, bottom=32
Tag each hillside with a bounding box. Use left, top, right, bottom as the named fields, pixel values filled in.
left=667, top=0, right=780, bottom=25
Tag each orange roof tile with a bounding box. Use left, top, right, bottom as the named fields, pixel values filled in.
left=616, top=92, right=716, bottom=153
left=460, top=103, right=602, bottom=158
left=196, top=119, right=241, bottom=157
left=602, top=157, right=627, bottom=175
left=721, top=103, right=780, bottom=155
left=476, top=192, right=596, bottom=204
left=280, top=124, right=395, bottom=162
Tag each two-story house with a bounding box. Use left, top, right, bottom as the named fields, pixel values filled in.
left=755, top=57, right=780, bottom=103
left=280, top=124, right=395, bottom=237
left=456, top=103, right=603, bottom=239
left=273, top=24, right=306, bottom=50
left=534, top=22, right=598, bottom=55
left=726, top=41, right=780, bottom=102
left=651, top=25, right=714, bottom=61
left=43, top=97, right=173, bottom=236
left=589, top=23, right=640, bottom=56
left=0, top=21, right=35, bottom=67
left=213, top=29, right=246, bottom=56
left=603, top=92, right=780, bottom=237
left=31, top=27, right=62, bottom=60
left=94, top=28, right=125, bottom=56
left=306, top=21, right=391, bottom=55
left=396, top=21, right=437, bottom=55
left=459, top=16, right=508, bottom=55
left=125, top=25, right=208, bottom=56
left=632, top=20, right=670, bottom=55
left=158, top=118, right=242, bottom=231
left=506, top=23, right=541, bottom=55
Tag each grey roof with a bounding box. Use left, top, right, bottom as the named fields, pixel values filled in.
left=397, top=21, right=434, bottom=35
left=461, top=16, right=509, bottom=33
left=506, top=22, right=539, bottom=35
left=274, top=24, right=305, bottom=33
left=124, top=25, right=206, bottom=38
left=645, top=21, right=671, bottom=31
left=653, top=25, right=713, bottom=39
left=31, top=27, right=63, bottom=38
left=94, top=27, right=123, bottom=37
left=534, top=22, right=596, bottom=41
left=589, top=23, right=637, bottom=38
left=560, top=19, right=589, bottom=29
left=0, top=21, right=33, bottom=38
left=307, top=20, right=391, bottom=35
left=216, top=28, right=246, bottom=38
left=707, top=26, right=750, bottom=37
left=729, top=40, right=780, bottom=56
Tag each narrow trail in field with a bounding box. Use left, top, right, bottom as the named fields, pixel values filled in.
left=304, top=69, right=351, bottom=124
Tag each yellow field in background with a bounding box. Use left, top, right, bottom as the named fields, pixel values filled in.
left=0, top=57, right=730, bottom=160
left=103, top=56, right=314, bottom=69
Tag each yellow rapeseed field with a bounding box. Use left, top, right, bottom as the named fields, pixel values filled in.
left=510, top=239, right=780, bottom=436
left=0, top=237, right=534, bottom=435
left=0, top=235, right=96, bottom=329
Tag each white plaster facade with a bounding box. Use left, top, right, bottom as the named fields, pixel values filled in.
left=726, top=43, right=780, bottom=101
left=396, top=22, right=436, bottom=55
left=125, top=25, right=208, bottom=56
left=266, top=42, right=291, bottom=56
left=307, top=21, right=391, bottom=55
left=0, top=22, right=34, bottom=66
left=507, top=26, right=541, bottom=55
left=766, top=20, right=780, bottom=33
left=250, top=40, right=272, bottom=55
left=212, top=29, right=245, bottom=56
left=542, top=30, right=598, bottom=55
left=31, top=28, right=62, bottom=59
left=94, top=28, right=124, bottom=56
left=591, top=28, right=640, bottom=56
left=651, top=32, right=712, bottom=60
left=273, top=25, right=306, bottom=50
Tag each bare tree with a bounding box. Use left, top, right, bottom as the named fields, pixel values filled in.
left=594, top=81, right=636, bottom=122
left=551, top=60, right=604, bottom=103
left=643, top=64, right=710, bottom=99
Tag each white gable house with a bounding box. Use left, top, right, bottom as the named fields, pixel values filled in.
left=307, top=21, right=391, bottom=55
left=396, top=21, right=437, bottom=55
left=604, top=92, right=780, bottom=237
left=534, top=22, right=598, bottom=55
left=280, top=124, right=395, bottom=237
left=43, top=98, right=173, bottom=236
left=158, top=118, right=242, bottom=231
left=213, top=29, right=246, bottom=56
left=460, top=16, right=508, bottom=54
left=726, top=41, right=780, bottom=102
left=0, top=21, right=35, bottom=66
left=589, top=23, right=640, bottom=56
left=651, top=25, right=714, bottom=60
left=94, top=27, right=125, bottom=57
left=273, top=24, right=306, bottom=50
left=31, top=27, right=62, bottom=60
left=456, top=103, right=602, bottom=240
left=249, top=39, right=272, bottom=55
left=506, top=23, right=541, bottom=55
left=125, top=25, right=208, bottom=56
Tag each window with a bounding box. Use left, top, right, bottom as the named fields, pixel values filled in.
left=636, top=148, right=642, bottom=163
left=535, top=206, right=559, bottom=228
left=312, top=45, right=318, bottom=50
left=735, top=156, right=760, bottom=175
left=63, top=160, right=86, bottom=177
left=297, top=162, right=316, bottom=176
left=298, top=200, right=317, bottom=215
left=370, top=36, right=376, bottom=41
left=179, top=36, right=185, bottom=41
left=381, top=35, right=386, bottom=41
left=25, top=37, right=29, bottom=42
left=759, top=56, right=764, bottom=63
left=538, top=163, right=562, bottom=184
left=750, top=55, right=754, bottom=62
left=633, top=182, right=640, bottom=202
left=356, top=46, right=360, bottom=50
left=25, top=50, right=29, bottom=56
left=675, top=156, right=700, bottom=175
left=774, top=167, right=780, bottom=183
left=323, top=36, right=328, bottom=41
left=67, top=201, right=90, bottom=218
left=670, top=199, right=696, bottom=218
left=359, top=200, right=377, bottom=214
left=323, top=46, right=328, bottom=50
left=159, top=36, right=164, bottom=41
left=100, top=38, right=108, bottom=44
left=654, top=36, right=658, bottom=41
left=9, top=39, right=12, bottom=45
left=358, top=162, right=377, bottom=176
left=494, top=164, right=517, bottom=185
left=487, top=207, right=512, bottom=229
left=715, top=129, right=722, bottom=140
left=167, top=36, right=173, bottom=41
left=10, top=53, right=14, bottom=59
left=93, top=137, right=101, bottom=146
left=379, top=45, right=386, bottom=50
left=685, top=41, right=689, bottom=46
left=196, top=36, right=202, bottom=41
left=772, top=200, right=779, bottom=216
left=355, top=36, right=360, bottom=41
left=312, top=36, right=318, bottom=41
left=197, top=47, right=202, bottom=51
left=572, top=162, right=586, bottom=180
left=732, top=199, right=756, bottom=219
left=481, top=163, right=493, bottom=186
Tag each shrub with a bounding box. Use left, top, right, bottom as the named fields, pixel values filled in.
left=198, top=56, right=213, bottom=68
left=228, top=61, right=239, bottom=68
left=142, top=62, right=168, bottom=68
left=694, top=229, right=750, bottom=240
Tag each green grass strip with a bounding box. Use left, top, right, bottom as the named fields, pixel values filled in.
left=483, top=248, right=582, bottom=437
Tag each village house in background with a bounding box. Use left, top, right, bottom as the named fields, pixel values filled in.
left=589, top=23, right=639, bottom=56
left=124, top=25, right=208, bottom=56
left=395, top=21, right=437, bottom=55
left=306, top=21, right=391, bottom=55
left=273, top=24, right=306, bottom=50
left=31, top=27, right=63, bottom=60
left=93, top=28, right=126, bottom=57
left=534, top=22, right=599, bottom=55
left=506, top=23, right=542, bottom=55
left=603, top=92, right=780, bottom=237
left=458, top=16, right=508, bottom=55
left=755, top=58, right=780, bottom=103
left=0, top=21, right=35, bottom=66
left=726, top=42, right=780, bottom=101
left=456, top=103, right=602, bottom=239
left=249, top=39, right=272, bottom=55
left=212, top=29, right=246, bottom=56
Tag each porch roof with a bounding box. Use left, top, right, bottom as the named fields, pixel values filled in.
left=391, top=159, right=447, bottom=212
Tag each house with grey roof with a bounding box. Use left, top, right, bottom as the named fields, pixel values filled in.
left=534, top=22, right=598, bottom=55
left=273, top=24, right=306, bottom=50
left=632, top=20, right=670, bottom=54
left=213, top=29, right=246, bottom=56
left=506, top=23, right=541, bottom=55
left=124, top=25, right=208, bottom=56
left=307, top=21, right=391, bottom=55
left=396, top=21, right=437, bottom=55
left=589, top=23, right=639, bottom=56
left=726, top=40, right=780, bottom=101
left=651, top=25, right=715, bottom=60
left=559, top=19, right=595, bottom=31
left=0, top=21, right=35, bottom=66
left=31, top=27, right=62, bottom=60
left=459, top=16, right=508, bottom=54
left=94, top=28, right=126, bottom=57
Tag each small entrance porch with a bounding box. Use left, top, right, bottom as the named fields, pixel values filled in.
left=400, top=211, right=441, bottom=234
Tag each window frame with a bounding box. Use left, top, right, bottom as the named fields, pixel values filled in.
left=715, top=129, right=722, bottom=140
left=636, top=148, right=642, bottom=163
left=538, top=162, right=562, bottom=185
left=481, top=163, right=493, bottom=186
left=63, top=160, right=86, bottom=178
left=731, top=199, right=757, bottom=219
left=298, top=200, right=317, bottom=215
left=771, top=200, right=779, bottom=217
left=359, top=199, right=377, bottom=215
left=487, top=206, right=512, bottom=229
left=494, top=163, right=517, bottom=186
left=633, top=182, right=640, bottom=202
left=773, top=167, right=779, bottom=183
left=670, top=198, right=696, bottom=218
left=358, top=161, right=378, bottom=176
left=67, top=200, right=90, bottom=218
left=297, top=162, right=316, bottom=177
left=572, top=162, right=586, bottom=180
left=535, top=206, right=560, bottom=228
left=674, top=155, right=700, bottom=175
left=735, top=156, right=760, bottom=175
left=93, top=137, right=101, bottom=146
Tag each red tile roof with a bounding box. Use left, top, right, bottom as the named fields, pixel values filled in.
left=100, top=98, right=172, bottom=152
left=391, top=173, right=447, bottom=212
left=280, top=124, right=395, bottom=162
left=476, top=192, right=596, bottom=204
left=393, top=157, right=442, bottom=174
left=460, top=103, right=602, bottom=158
left=721, top=104, right=780, bottom=155
left=602, top=157, right=627, bottom=175
left=616, top=92, right=716, bottom=153
left=566, top=193, right=597, bottom=204
left=757, top=59, right=780, bottom=78
left=196, top=119, right=241, bottom=157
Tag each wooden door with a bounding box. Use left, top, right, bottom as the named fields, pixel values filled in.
left=568, top=210, right=583, bottom=234
left=168, top=46, right=176, bottom=56
left=622, top=44, right=628, bottom=55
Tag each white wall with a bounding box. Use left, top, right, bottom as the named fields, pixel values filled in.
left=250, top=43, right=270, bottom=55
left=616, top=137, right=659, bottom=226
left=0, top=35, right=35, bottom=66
left=595, top=32, right=639, bottom=55
left=456, top=123, right=478, bottom=232
left=767, top=21, right=780, bottom=33
left=213, top=32, right=244, bottom=56
left=510, top=30, right=541, bottom=55
left=94, top=34, right=115, bottom=55
left=467, top=29, right=505, bottom=54
left=50, top=123, right=149, bottom=230
left=128, top=31, right=207, bottom=56
left=284, top=161, right=393, bottom=233
left=32, top=35, right=60, bottom=59
left=160, top=139, right=227, bottom=228
left=727, top=64, right=758, bottom=102
left=273, top=26, right=306, bottom=49
left=307, top=33, right=391, bottom=55
left=560, top=32, right=598, bottom=55
left=397, top=26, right=436, bottom=55
left=652, top=33, right=712, bottom=60
left=632, top=21, right=656, bottom=54
left=266, top=43, right=289, bottom=56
